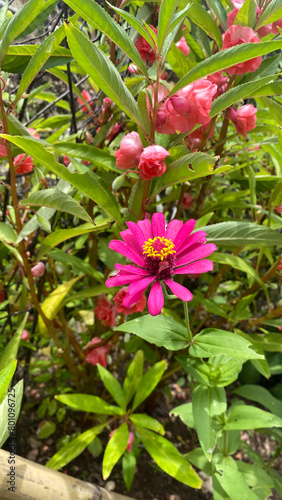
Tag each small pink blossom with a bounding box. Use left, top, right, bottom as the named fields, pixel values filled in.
left=64, top=155, right=70, bottom=166
left=207, top=72, right=228, bottom=98
left=229, top=104, right=257, bottom=137
left=114, top=132, right=144, bottom=170
left=114, top=287, right=146, bottom=314
left=31, top=262, right=46, bottom=277
left=106, top=122, right=122, bottom=142
left=138, top=145, right=170, bottom=180
left=106, top=213, right=216, bottom=316
left=275, top=204, right=282, bottom=215
left=182, top=193, right=194, bottom=210
left=231, top=0, right=244, bottom=8
left=175, top=37, right=190, bottom=56
left=28, top=128, right=40, bottom=139
left=94, top=296, right=116, bottom=328
left=14, top=154, right=34, bottom=174
left=166, top=80, right=217, bottom=133
left=86, top=337, right=109, bottom=367
left=21, top=329, right=30, bottom=341
left=135, top=25, right=157, bottom=65
left=78, top=89, right=92, bottom=113
left=147, top=84, right=176, bottom=135
left=0, top=144, right=7, bottom=158
left=222, top=25, right=262, bottom=74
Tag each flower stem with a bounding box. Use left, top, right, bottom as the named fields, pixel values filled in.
left=184, top=301, right=193, bottom=344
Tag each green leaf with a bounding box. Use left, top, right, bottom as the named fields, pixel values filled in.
left=49, top=249, right=103, bottom=283
left=97, top=364, right=127, bottom=410
left=63, top=0, right=147, bottom=74
left=157, top=0, right=178, bottom=52
left=107, top=3, right=155, bottom=49
left=51, top=143, right=119, bottom=173
left=123, top=350, right=144, bottom=406
left=115, top=314, right=188, bottom=351
left=233, top=385, right=282, bottom=418
left=122, top=451, right=136, bottom=492
left=37, top=220, right=112, bottom=260
left=152, top=153, right=230, bottom=197
left=211, top=75, right=277, bottom=119
left=103, top=422, right=129, bottom=479
left=189, top=329, right=264, bottom=360
left=0, top=223, right=17, bottom=245
left=38, top=421, right=56, bottom=439
left=170, top=402, right=195, bottom=429
left=225, top=404, right=282, bottom=430
left=237, top=461, right=274, bottom=489
left=235, top=0, right=256, bottom=28
left=137, top=427, right=202, bottom=488
left=255, top=0, right=282, bottom=28
left=14, top=24, right=66, bottom=103
left=203, top=221, right=282, bottom=247
left=132, top=360, right=167, bottom=411
left=192, top=384, right=218, bottom=461
left=17, top=0, right=58, bottom=40
left=187, top=2, right=222, bottom=48
left=63, top=284, right=115, bottom=304
left=0, top=380, right=23, bottom=447
left=176, top=356, right=212, bottom=386
left=250, top=332, right=282, bottom=352
left=65, top=23, right=146, bottom=132
left=55, top=394, right=123, bottom=416
left=20, top=189, right=92, bottom=223
left=192, top=294, right=228, bottom=320
left=46, top=424, right=106, bottom=470
left=211, top=253, right=266, bottom=292
left=0, top=135, right=122, bottom=225
left=0, top=313, right=28, bottom=372
left=0, top=0, right=8, bottom=29
left=38, top=277, right=80, bottom=336
left=260, top=96, right=282, bottom=126
left=0, top=360, right=17, bottom=401
left=0, top=0, right=44, bottom=62
left=205, top=0, right=227, bottom=31
left=214, top=464, right=259, bottom=500
left=130, top=414, right=165, bottom=435
left=169, top=40, right=282, bottom=96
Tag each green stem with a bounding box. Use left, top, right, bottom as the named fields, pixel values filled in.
left=184, top=301, right=193, bottom=344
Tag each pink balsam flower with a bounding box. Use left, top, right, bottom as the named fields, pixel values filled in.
left=114, top=132, right=144, bottom=170
left=135, top=25, right=157, bottom=65
left=166, top=80, right=217, bottom=133
left=86, top=337, right=109, bottom=367
left=31, top=262, right=46, bottom=278
left=94, top=296, right=116, bottom=328
left=21, top=329, right=30, bottom=341
left=114, top=287, right=146, bottom=314
left=229, top=104, right=257, bottom=137
left=106, top=213, right=216, bottom=316
left=14, top=154, right=34, bottom=174
left=138, top=145, right=170, bottom=180
left=175, top=37, right=190, bottom=56
left=222, top=25, right=262, bottom=74
left=78, top=89, right=92, bottom=113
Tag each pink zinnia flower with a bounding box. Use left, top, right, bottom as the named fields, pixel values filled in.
left=86, top=337, right=109, bottom=367
left=94, top=296, right=116, bottom=328
left=114, top=287, right=146, bottom=314
left=114, top=132, right=144, bottom=170
left=106, top=213, right=216, bottom=316
left=138, top=145, right=170, bottom=180
left=14, top=154, right=34, bottom=174
left=229, top=104, right=257, bottom=137
left=222, top=25, right=262, bottom=74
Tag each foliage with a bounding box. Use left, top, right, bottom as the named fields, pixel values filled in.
left=0, top=0, right=282, bottom=498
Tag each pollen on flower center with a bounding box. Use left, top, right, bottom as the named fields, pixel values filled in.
left=143, top=237, right=176, bottom=261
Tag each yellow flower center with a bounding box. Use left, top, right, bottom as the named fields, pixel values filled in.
left=143, top=237, right=176, bottom=261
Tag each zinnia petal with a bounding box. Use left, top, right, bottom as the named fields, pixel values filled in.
left=164, top=279, right=193, bottom=301
left=176, top=244, right=217, bottom=267
left=174, top=260, right=214, bottom=275
left=137, top=219, right=153, bottom=240
left=174, top=219, right=196, bottom=250
left=109, top=240, right=144, bottom=266
left=165, top=220, right=183, bottom=241
left=152, top=213, right=166, bottom=237
left=148, top=281, right=164, bottom=316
